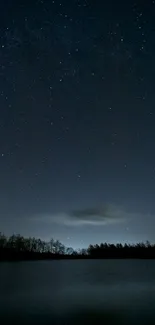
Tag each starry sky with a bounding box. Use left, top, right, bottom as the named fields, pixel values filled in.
left=0, top=0, right=155, bottom=248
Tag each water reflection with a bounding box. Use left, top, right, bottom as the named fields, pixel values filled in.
left=0, top=260, right=155, bottom=324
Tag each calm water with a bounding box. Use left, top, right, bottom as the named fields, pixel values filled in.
left=0, top=260, right=155, bottom=324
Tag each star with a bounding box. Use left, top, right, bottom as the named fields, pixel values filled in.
left=1, top=0, right=155, bottom=251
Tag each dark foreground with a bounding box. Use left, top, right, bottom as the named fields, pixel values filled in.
left=1, top=260, right=155, bottom=325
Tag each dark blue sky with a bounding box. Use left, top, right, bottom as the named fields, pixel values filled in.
left=0, top=0, right=155, bottom=248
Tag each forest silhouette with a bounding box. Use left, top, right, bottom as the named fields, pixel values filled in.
left=0, top=232, right=155, bottom=260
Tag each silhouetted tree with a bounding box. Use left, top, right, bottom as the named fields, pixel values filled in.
left=66, top=247, right=74, bottom=255
left=1, top=230, right=155, bottom=261
left=79, top=248, right=87, bottom=255
left=54, top=240, right=65, bottom=254
left=0, top=233, right=7, bottom=249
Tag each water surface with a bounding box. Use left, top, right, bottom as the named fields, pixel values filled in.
left=0, top=260, right=155, bottom=324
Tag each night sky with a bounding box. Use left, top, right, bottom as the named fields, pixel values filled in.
left=0, top=0, right=155, bottom=248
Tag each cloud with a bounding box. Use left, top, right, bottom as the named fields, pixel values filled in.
left=31, top=204, right=129, bottom=227
left=64, top=205, right=127, bottom=226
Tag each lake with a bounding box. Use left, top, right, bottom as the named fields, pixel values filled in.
left=0, top=260, right=155, bottom=324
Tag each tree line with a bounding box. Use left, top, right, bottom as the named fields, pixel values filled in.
left=0, top=232, right=75, bottom=260
left=0, top=232, right=155, bottom=260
